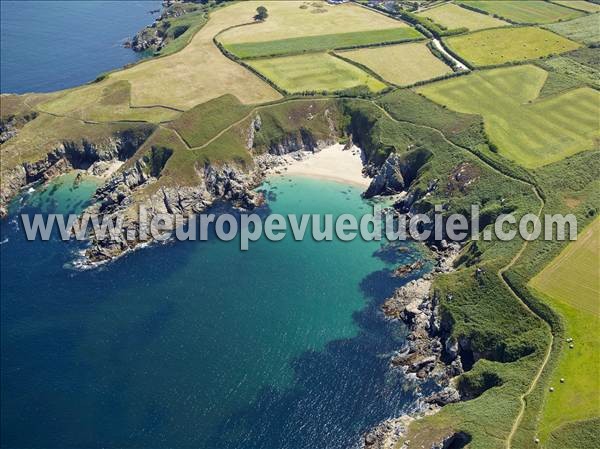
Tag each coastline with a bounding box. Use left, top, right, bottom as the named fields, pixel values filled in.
left=267, top=143, right=371, bottom=188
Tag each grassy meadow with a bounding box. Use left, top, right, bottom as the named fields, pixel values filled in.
left=218, top=1, right=410, bottom=44
left=339, top=42, right=452, bottom=86
left=36, top=81, right=180, bottom=123
left=418, top=3, right=508, bottom=31
left=417, top=65, right=600, bottom=168
left=529, top=219, right=600, bottom=442
left=530, top=218, right=600, bottom=316
left=247, top=53, right=387, bottom=94
left=444, top=26, right=581, bottom=66
left=222, top=28, right=423, bottom=59
left=551, top=0, right=600, bottom=13
left=545, top=13, right=600, bottom=45
left=457, top=0, right=583, bottom=24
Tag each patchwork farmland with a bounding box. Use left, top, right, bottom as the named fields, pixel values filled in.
left=444, top=26, right=581, bottom=66
left=417, top=64, right=600, bottom=167
left=247, top=53, right=387, bottom=94
left=339, top=42, right=452, bottom=86
left=418, top=2, right=508, bottom=31
left=457, top=0, right=583, bottom=24
left=545, top=13, right=600, bottom=45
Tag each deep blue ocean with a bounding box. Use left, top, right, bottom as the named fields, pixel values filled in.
left=0, top=3, right=428, bottom=448
left=1, top=1, right=160, bottom=93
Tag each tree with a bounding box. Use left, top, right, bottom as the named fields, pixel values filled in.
left=255, top=6, right=268, bottom=21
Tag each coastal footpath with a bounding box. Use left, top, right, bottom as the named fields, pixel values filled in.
left=1, top=0, right=598, bottom=448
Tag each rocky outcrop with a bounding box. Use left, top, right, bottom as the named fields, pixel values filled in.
left=0, top=111, right=37, bottom=144
left=364, top=148, right=431, bottom=198
left=0, top=128, right=153, bottom=218
left=361, top=244, right=465, bottom=449
left=79, top=156, right=268, bottom=266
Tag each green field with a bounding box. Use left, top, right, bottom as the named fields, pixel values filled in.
left=546, top=13, right=600, bottom=45
left=222, top=28, right=423, bottom=59
left=418, top=2, right=508, bottom=31
left=551, top=0, right=600, bottom=13
left=457, top=0, right=583, bottom=24
left=530, top=218, right=600, bottom=316
left=169, top=94, right=251, bottom=148
left=530, top=219, right=600, bottom=442
left=417, top=64, right=600, bottom=168
left=444, top=26, right=581, bottom=66
left=247, top=53, right=387, bottom=94
left=218, top=1, right=411, bottom=44
left=340, top=42, right=452, bottom=86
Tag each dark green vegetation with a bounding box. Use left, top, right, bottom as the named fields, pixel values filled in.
left=169, top=94, right=251, bottom=148
left=2, top=1, right=599, bottom=446
left=397, top=9, right=468, bottom=38
left=536, top=47, right=600, bottom=96
left=545, top=13, right=600, bottom=45
left=222, top=28, right=423, bottom=59
left=457, top=0, right=583, bottom=24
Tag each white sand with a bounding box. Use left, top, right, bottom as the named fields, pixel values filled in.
left=272, top=143, right=371, bottom=188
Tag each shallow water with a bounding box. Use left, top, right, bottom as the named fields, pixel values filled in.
left=1, top=175, right=430, bottom=448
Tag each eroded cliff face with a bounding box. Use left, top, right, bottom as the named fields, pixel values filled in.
left=0, top=128, right=153, bottom=217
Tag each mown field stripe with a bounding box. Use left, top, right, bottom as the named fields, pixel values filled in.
left=222, top=28, right=424, bottom=59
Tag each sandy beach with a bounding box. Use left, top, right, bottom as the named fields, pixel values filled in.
left=272, top=143, right=371, bottom=188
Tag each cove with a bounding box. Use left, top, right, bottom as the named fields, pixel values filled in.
left=1, top=174, right=430, bottom=448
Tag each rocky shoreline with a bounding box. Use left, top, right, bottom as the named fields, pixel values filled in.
left=362, top=241, right=466, bottom=449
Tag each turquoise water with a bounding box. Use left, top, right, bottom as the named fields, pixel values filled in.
left=1, top=175, right=428, bottom=448
left=1, top=0, right=160, bottom=93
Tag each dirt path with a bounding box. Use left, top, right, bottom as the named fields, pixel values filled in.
left=370, top=100, right=552, bottom=448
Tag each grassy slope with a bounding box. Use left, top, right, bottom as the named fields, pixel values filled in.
left=339, top=42, right=452, bottom=87
left=419, top=2, right=508, bottom=31
left=169, top=94, right=251, bottom=148
left=457, top=0, right=583, bottom=24
left=368, top=89, right=547, bottom=449
left=443, top=26, right=581, bottom=67
left=545, top=13, right=600, bottom=45
left=0, top=113, right=155, bottom=171
left=223, top=28, right=423, bottom=59
left=375, top=86, right=599, bottom=449
left=247, top=53, right=387, bottom=94
left=37, top=80, right=179, bottom=123
left=416, top=65, right=599, bottom=168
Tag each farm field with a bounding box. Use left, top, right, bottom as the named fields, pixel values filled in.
left=417, top=64, right=600, bottom=168
left=247, top=53, right=387, bottom=94
left=530, top=218, right=600, bottom=442
left=457, top=0, right=583, bottom=24
left=530, top=218, right=600, bottom=317
left=339, top=42, right=452, bottom=86
left=444, top=26, right=581, bottom=66
left=545, top=13, right=600, bottom=45
left=418, top=2, right=508, bottom=31
left=221, top=28, right=423, bottom=59
left=38, top=1, right=284, bottom=113
left=37, top=81, right=180, bottom=123
left=218, top=1, right=410, bottom=44
left=551, top=0, right=600, bottom=13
